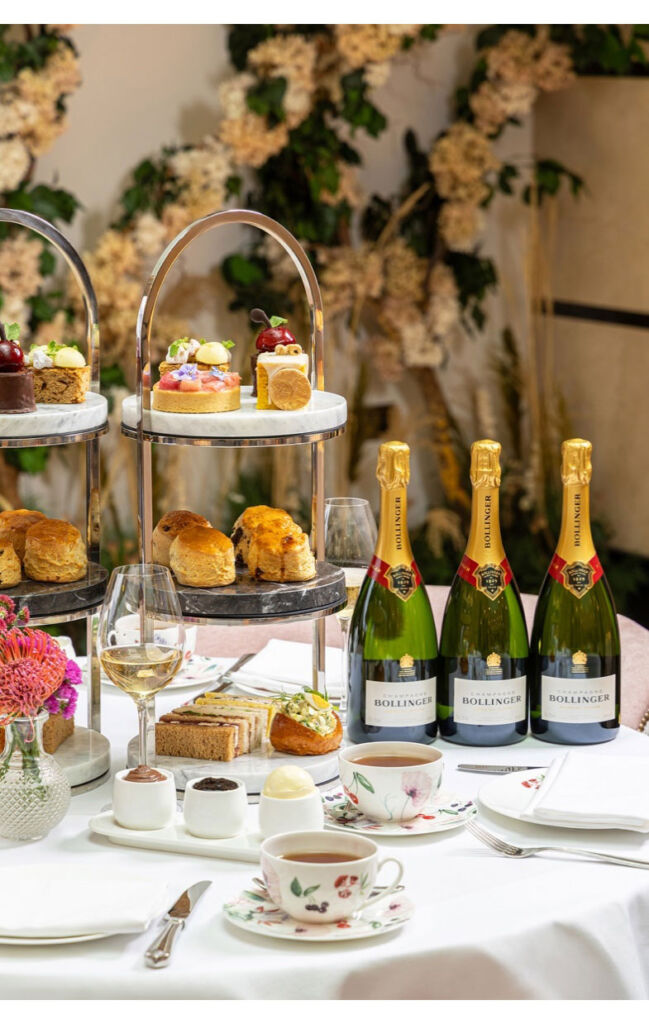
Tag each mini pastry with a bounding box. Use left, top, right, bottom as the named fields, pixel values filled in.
left=158, top=337, right=233, bottom=378
left=169, top=525, right=235, bottom=587
left=23, top=519, right=87, bottom=583
left=270, top=691, right=342, bottom=756
left=230, top=505, right=296, bottom=567
left=256, top=344, right=310, bottom=411
left=27, top=341, right=90, bottom=404
left=0, top=322, right=36, bottom=414
left=249, top=308, right=297, bottom=397
left=0, top=541, right=21, bottom=587
left=152, top=509, right=212, bottom=567
left=0, top=508, right=47, bottom=560
left=152, top=365, right=241, bottom=413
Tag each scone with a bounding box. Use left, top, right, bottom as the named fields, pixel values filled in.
left=247, top=525, right=316, bottom=582
left=152, top=509, right=211, bottom=567
left=23, top=519, right=87, bottom=583
left=0, top=541, right=20, bottom=587
left=230, top=505, right=295, bottom=567
left=169, top=526, right=235, bottom=588
left=0, top=508, right=47, bottom=560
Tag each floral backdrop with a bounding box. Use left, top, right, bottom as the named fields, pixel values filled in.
left=1, top=24, right=648, bottom=609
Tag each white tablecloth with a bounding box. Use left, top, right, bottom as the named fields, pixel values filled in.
left=2, top=680, right=649, bottom=1000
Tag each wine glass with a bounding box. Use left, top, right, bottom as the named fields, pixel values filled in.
left=97, top=564, right=186, bottom=769
left=324, top=498, right=377, bottom=720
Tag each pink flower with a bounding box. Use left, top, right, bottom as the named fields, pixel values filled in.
left=0, top=628, right=67, bottom=725
left=401, top=770, right=433, bottom=809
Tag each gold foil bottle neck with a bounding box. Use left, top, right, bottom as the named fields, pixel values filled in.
left=376, top=441, right=410, bottom=490
left=561, top=438, right=592, bottom=485
left=470, top=439, right=501, bottom=488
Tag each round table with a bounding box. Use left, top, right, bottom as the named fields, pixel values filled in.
left=2, top=671, right=649, bottom=997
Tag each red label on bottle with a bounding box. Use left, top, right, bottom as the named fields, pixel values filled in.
left=368, top=555, right=421, bottom=602
left=457, top=555, right=512, bottom=601
left=548, top=552, right=603, bottom=598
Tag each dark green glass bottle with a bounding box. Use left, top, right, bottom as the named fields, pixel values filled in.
left=347, top=441, right=438, bottom=744
left=439, top=439, right=529, bottom=745
left=530, top=439, right=620, bottom=744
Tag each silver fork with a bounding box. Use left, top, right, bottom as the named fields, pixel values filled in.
left=465, top=817, right=649, bottom=870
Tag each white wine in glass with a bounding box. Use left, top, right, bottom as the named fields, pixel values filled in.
left=98, top=564, right=186, bottom=770
left=324, top=498, right=378, bottom=720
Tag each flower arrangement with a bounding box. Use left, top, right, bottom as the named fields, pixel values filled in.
left=0, top=595, right=80, bottom=727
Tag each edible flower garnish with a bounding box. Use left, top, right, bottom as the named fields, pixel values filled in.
left=171, top=363, right=200, bottom=381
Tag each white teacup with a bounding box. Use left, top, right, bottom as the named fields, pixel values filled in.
left=339, top=741, right=443, bottom=822
left=112, top=768, right=177, bottom=830
left=114, top=614, right=197, bottom=661
left=183, top=776, right=247, bottom=839
left=260, top=830, right=403, bottom=924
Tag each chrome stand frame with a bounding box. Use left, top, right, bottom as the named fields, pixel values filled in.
left=131, top=209, right=342, bottom=693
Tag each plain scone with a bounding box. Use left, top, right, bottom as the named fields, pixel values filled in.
left=0, top=541, right=21, bottom=587
left=0, top=508, right=47, bottom=560
left=23, top=519, right=87, bottom=582
left=169, top=525, right=235, bottom=587
left=152, top=509, right=211, bottom=567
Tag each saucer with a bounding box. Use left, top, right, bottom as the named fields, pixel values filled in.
left=323, top=789, right=476, bottom=836
left=223, top=887, right=413, bottom=941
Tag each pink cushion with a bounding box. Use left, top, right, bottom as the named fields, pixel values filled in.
left=195, top=585, right=649, bottom=730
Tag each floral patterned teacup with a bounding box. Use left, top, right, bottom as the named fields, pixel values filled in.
left=339, top=741, right=443, bottom=822
left=260, top=830, right=403, bottom=924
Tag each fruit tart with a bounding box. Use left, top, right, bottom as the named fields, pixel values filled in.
left=0, top=322, right=35, bottom=414
left=152, top=364, right=241, bottom=413
left=26, top=340, right=90, bottom=404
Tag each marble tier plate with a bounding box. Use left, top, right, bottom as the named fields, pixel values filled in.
left=120, top=387, right=347, bottom=446
left=10, top=562, right=108, bottom=620
left=175, top=562, right=346, bottom=624
left=0, top=393, right=108, bottom=444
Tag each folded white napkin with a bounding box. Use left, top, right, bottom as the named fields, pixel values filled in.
left=521, top=752, right=649, bottom=831
left=233, top=639, right=343, bottom=696
left=0, top=865, right=169, bottom=938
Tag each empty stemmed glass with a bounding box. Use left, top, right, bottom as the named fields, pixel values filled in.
left=324, top=498, right=377, bottom=721
left=97, top=564, right=186, bottom=770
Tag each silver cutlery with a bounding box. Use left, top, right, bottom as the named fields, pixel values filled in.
left=457, top=764, right=545, bottom=774
left=144, top=880, right=211, bottom=968
left=465, top=818, right=649, bottom=870
left=207, top=652, right=255, bottom=694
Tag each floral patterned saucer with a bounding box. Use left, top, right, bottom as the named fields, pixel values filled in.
left=322, top=789, right=476, bottom=836
left=223, top=888, right=413, bottom=942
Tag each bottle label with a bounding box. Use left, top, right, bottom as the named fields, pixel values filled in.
left=541, top=674, right=616, bottom=723
left=368, top=554, right=421, bottom=602
left=453, top=676, right=526, bottom=725
left=457, top=554, right=512, bottom=601
left=548, top=552, right=603, bottom=599
left=365, top=676, right=436, bottom=727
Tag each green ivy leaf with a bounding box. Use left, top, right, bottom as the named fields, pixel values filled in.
left=6, top=184, right=80, bottom=224
left=228, top=24, right=275, bottom=71
left=4, top=447, right=50, bottom=474
left=290, top=877, right=302, bottom=897
left=222, top=253, right=266, bottom=288
left=225, top=174, right=242, bottom=198
left=246, top=76, right=287, bottom=126
left=38, top=245, right=56, bottom=276
left=340, top=70, right=387, bottom=138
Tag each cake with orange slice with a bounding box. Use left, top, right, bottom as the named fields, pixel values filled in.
left=256, top=343, right=311, bottom=411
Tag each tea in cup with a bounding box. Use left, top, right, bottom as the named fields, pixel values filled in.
left=339, top=741, right=443, bottom=821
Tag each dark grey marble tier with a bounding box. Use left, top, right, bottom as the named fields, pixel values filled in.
left=176, top=561, right=346, bottom=623
left=11, top=562, right=108, bottom=620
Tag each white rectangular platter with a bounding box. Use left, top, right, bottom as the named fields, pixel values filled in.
left=89, top=809, right=262, bottom=863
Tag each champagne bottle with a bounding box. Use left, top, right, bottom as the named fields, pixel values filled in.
left=530, top=439, right=620, bottom=744
left=439, top=440, right=529, bottom=745
left=347, top=441, right=438, bottom=744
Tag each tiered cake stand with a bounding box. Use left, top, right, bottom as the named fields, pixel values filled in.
left=0, top=209, right=110, bottom=789
left=120, top=210, right=347, bottom=772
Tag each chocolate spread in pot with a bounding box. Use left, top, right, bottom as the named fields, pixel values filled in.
left=124, top=765, right=167, bottom=783
left=194, top=777, right=238, bottom=791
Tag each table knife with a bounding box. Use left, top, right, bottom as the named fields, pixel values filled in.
left=144, top=880, right=211, bottom=968
left=457, top=764, right=546, bottom=774
left=208, top=652, right=255, bottom=694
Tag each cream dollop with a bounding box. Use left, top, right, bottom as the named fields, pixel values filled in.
left=196, top=341, right=231, bottom=366
left=53, top=346, right=86, bottom=368
left=262, top=765, right=316, bottom=799
left=29, top=347, right=53, bottom=369
left=166, top=337, right=200, bottom=364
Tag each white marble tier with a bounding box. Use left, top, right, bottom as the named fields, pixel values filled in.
left=54, top=727, right=111, bottom=787
left=0, top=392, right=108, bottom=440
left=121, top=386, right=347, bottom=441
